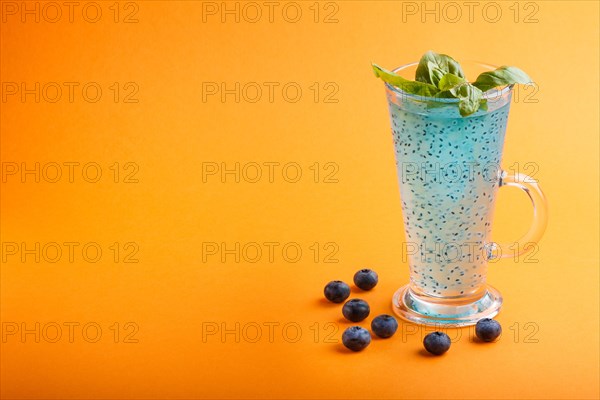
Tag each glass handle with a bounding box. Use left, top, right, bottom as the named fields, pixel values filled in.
left=488, top=170, right=548, bottom=260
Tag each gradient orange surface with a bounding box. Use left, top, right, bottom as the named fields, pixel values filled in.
left=1, top=1, right=599, bottom=399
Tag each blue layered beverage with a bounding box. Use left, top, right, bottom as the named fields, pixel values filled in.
left=386, top=80, right=512, bottom=299
left=380, top=60, right=548, bottom=326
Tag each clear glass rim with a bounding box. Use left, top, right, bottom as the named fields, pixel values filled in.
left=385, top=61, right=513, bottom=103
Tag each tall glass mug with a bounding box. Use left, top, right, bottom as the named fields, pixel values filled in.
left=383, top=61, right=548, bottom=326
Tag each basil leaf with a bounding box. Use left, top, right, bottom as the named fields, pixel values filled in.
left=479, top=98, right=488, bottom=112
left=415, top=51, right=465, bottom=86
left=473, top=66, right=532, bottom=92
left=426, top=101, right=444, bottom=110
left=450, top=83, right=484, bottom=117
left=433, top=90, right=456, bottom=98
left=372, top=63, right=439, bottom=97
left=426, top=90, right=454, bottom=110
left=373, top=53, right=531, bottom=118
left=438, top=73, right=465, bottom=91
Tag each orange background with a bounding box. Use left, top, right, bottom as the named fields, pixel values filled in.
left=1, top=1, right=598, bottom=399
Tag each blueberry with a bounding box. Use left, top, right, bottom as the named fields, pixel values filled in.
left=423, top=332, right=451, bottom=355
left=342, top=299, right=370, bottom=322
left=324, top=280, right=351, bottom=303
left=342, top=326, right=371, bottom=351
left=353, top=269, right=378, bottom=291
left=475, top=318, right=502, bottom=342
left=371, top=314, right=399, bottom=338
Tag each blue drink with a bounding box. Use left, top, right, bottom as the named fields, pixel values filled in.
left=389, top=97, right=510, bottom=298
left=383, top=61, right=547, bottom=326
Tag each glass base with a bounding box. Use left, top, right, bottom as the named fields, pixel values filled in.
left=392, top=284, right=502, bottom=327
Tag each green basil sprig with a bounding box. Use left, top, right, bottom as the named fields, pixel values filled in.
left=373, top=51, right=532, bottom=117
left=372, top=63, right=439, bottom=97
